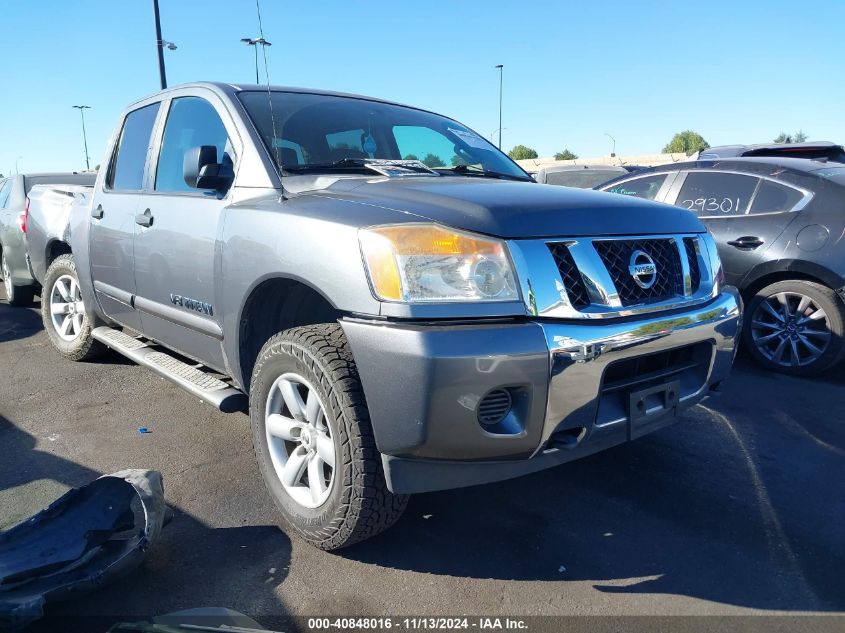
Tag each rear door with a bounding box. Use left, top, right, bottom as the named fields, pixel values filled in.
left=89, top=102, right=160, bottom=330
left=132, top=93, right=238, bottom=370
left=664, top=171, right=807, bottom=287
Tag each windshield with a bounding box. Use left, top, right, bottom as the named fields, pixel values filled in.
left=238, top=90, right=528, bottom=179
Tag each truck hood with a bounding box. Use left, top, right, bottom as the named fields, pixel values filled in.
left=307, top=176, right=704, bottom=238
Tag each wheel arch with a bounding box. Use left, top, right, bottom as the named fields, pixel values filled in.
left=740, top=259, right=845, bottom=301
left=234, top=274, right=342, bottom=390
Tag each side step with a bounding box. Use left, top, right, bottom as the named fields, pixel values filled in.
left=92, top=327, right=247, bottom=413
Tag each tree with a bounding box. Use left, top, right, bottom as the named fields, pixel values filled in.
left=421, top=153, right=444, bottom=168
left=450, top=154, right=468, bottom=167
left=508, top=145, right=538, bottom=160
left=662, top=131, right=709, bottom=156
left=774, top=130, right=808, bottom=144
left=402, top=154, right=419, bottom=161
left=554, top=149, right=578, bottom=161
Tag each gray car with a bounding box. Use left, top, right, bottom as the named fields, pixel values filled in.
left=0, top=172, right=95, bottom=304
left=40, top=82, right=740, bottom=549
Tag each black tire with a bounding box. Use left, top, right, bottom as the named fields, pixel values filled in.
left=743, top=279, right=845, bottom=376
left=250, top=323, right=408, bottom=550
left=1, top=251, right=36, bottom=306
left=41, top=254, right=106, bottom=361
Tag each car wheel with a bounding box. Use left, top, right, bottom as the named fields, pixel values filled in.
left=1, top=251, right=35, bottom=306
left=744, top=280, right=845, bottom=375
left=250, top=323, right=408, bottom=550
left=41, top=254, right=106, bottom=361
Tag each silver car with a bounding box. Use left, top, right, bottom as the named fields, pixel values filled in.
left=0, top=173, right=95, bottom=304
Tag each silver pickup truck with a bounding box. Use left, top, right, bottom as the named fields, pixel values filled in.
left=0, top=173, right=95, bottom=304
left=42, top=82, right=741, bottom=550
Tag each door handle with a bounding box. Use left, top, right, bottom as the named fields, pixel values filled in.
left=135, top=208, right=154, bottom=227
left=91, top=204, right=104, bottom=219
left=727, top=236, right=764, bottom=250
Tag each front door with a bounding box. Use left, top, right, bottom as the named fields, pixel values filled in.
left=132, top=95, right=236, bottom=370
left=89, top=103, right=160, bottom=330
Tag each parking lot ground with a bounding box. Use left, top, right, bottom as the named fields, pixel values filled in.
left=1, top=291, right=843, bottom=630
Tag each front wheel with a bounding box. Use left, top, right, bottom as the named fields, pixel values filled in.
left=249, top=323, right=408, bottom=550
left=41, top=254, right=106, bottom=361
left=744, top=279, right=845, bottom=375
left=1, top=251, right=35, bottom=306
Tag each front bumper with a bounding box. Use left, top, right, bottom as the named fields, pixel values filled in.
left=342, top=287, right=742, bottom=494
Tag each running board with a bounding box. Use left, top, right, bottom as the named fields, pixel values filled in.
left=91, top=326, right=247, bottom=413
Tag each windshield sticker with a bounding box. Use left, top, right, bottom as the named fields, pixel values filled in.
left=362, top=134, right=378, bottom=156
left=448, top=128, right=489, bottom=149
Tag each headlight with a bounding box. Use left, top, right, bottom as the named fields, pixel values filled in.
left=359, top=224, right=519, bottom=303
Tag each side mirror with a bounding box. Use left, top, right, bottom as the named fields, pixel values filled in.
left=183, top=145, right=234, bottom=192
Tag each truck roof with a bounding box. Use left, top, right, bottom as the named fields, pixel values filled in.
left=126, top=81, right=413, bottom=110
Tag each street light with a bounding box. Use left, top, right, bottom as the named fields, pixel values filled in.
left=490, top=127, right=507, bottom=142
left=495, top=65, right=504, bottom=149
left=72, top=106, right=92, bottom=170
left=604, top=133, right=617, bottom=158
left=241, top=37, right=272, bottom=84
left=151, top=0, right=177, bottom=90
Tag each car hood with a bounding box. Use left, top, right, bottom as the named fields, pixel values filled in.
left=304, top=176, right=704, bottom=238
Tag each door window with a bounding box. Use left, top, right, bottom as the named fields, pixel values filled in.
left=604, top=174, right=667, bottom=200
left=676, top=172, right=759, bottom=216
left=748, top=180, right=805, bottom=214
left=154, top=97, right=232, bottom=193
left=107, top=103, right=160, bottom=191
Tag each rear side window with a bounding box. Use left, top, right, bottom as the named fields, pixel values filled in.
left=749, top=181, right=804, bottom=214
left=108, top=103, right=160, bottom=191
left=154, top=97, right=232, bottom=193
left=676, top=172, right=759, bottom=216
left=604, top=174, right=667, bottom=200
left=0, top=180, right=11, bottom=208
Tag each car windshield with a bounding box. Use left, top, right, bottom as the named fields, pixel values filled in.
left=238, top=90, right=528, bottom=179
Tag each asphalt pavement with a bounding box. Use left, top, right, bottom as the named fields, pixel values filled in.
left=1, top=290, right=843, bottom=630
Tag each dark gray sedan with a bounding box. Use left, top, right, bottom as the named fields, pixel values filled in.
left=598, top=157, right=845, bottom=375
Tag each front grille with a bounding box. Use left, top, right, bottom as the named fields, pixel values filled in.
left=684, top=237, right=701, bottom=293
left=547, top=243, right=591, bottom=309
left=593, top=239, right=683, bottom=306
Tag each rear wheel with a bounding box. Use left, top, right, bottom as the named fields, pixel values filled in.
left=744, top=280, right=845, bottom=375
left=1, top=251, right=35, bottom=306
left=250, top=323, right=408, bottom=550
left=41, top=254, right=106, bottom=361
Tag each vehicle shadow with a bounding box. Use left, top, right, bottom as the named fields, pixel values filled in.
left=0, top=417, right=296, bottom=632
left=0, top=295, right=43, bottom=344
left=343, top=364, right=844, bottom=612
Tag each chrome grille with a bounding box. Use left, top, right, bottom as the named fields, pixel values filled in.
left=593, top=238, right=683, bottom=306
left=547, top=243, right=590, bottom=309
left=684, top=237, right=701, bottom=292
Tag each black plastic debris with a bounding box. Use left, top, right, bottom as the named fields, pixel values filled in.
left=0, top=469, right=167, bottom=631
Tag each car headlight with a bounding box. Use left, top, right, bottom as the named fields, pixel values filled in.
left=359, top=224, right=519, bottom=303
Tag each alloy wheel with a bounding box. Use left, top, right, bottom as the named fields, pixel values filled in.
left=750, top=291, right=830, bottom=368
left=49, top=274, right=86, bottom=342
left=264, top=372, right=335, bottom=508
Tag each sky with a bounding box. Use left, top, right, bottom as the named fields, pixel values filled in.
left=0, top=0, right=842, bottom=175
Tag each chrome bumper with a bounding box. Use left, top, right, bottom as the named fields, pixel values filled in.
left=537, top=285, right=741, bottom=452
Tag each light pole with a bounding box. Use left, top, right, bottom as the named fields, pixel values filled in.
left=495, top=65, right=503, bottom=149
left=241, top=37, right=272, bottom=83
left=72, top=106, right=92, bottom=170
left=604, top=133, right=617, bottom=158
left=490, top=127, right=507, bottom=143
left=151, top=0, right=177, bottom=89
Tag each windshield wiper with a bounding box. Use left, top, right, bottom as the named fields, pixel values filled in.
left=435, top=165, right=533, bottom=182
left=285, top=158, right=438, bottom=176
